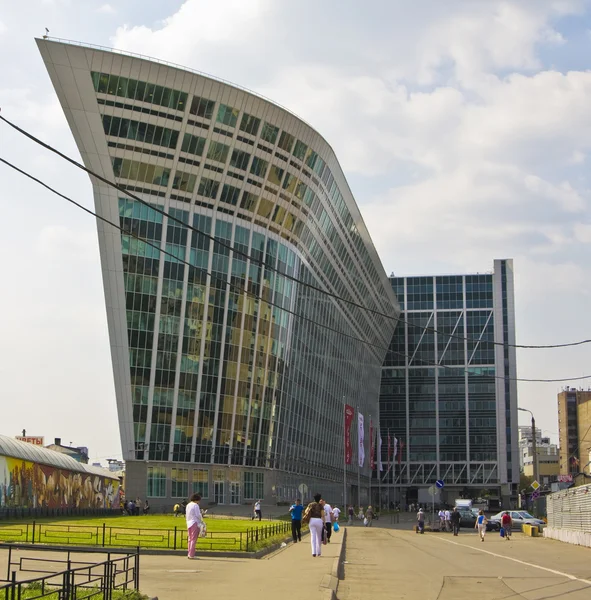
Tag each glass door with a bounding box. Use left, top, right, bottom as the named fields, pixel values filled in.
left=214, top=481, right=225, bottom=504
left=230, top=482, right=241, bottom=505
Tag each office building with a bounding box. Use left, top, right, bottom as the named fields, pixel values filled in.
left=38, top=39, right=399, bottom=507
left=379, top=260, right=519, bottom=507
left=518, top=426, right=559, bottom=484
left=558, top=388, right=591, bottom=476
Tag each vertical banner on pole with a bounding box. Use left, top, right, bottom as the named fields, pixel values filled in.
left=378, top=435, right=383, bottom=471
left=344, top=405, right=355, bottom=465
left=387, top=434, right=392, bottom=468
left=369, top=419, right=375, bottom=471
left=358, top=413, right=365, bottom=467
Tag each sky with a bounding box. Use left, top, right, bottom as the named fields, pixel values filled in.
left=1, top=0, right=591, bottom=462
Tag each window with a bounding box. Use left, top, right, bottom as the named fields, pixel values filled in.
left=217, top=104, right=239, bottom=128
left=181, top=133, right=206, bottom=156
left=250, top=156, right=268, bottom=178
left=230, top=149, right=250, bottom=171
left=257, top=198, right=274, bottom=218
left=255, top=472, right=264, bottom=499
left=112, top=157, right=170, bottom=187
left=198, top=177, right=220, bottom=199
left=172, top=171, right=197, bottom=193
left=101, top=115, right=179, bottom=149
left=244, top=471, right=254, bottom=499
left=91, top=72, right=187, bottom=111
left=293, top=139, right=307, bottom=160
left=207, top=141, right=230, bottom=164
left=220, top=184, right=241, bottom=206
left=277, top=131, right=295, bottom=153
left=189, top=95, right=215, bottom=119
left=171, top=467, right=188, bottom=498
left=240, top=192, right=258, bottom=212
left=192, top=469, right=209, bottom=498
left=267, top=165, right=284, bottom=186
left=147, top=466, right=166, bottom=497
left=239, top=113, right=261, bottom=136
left=282, top=173, right=297, bottom=193
left=260, top=122, right=279, bottom=144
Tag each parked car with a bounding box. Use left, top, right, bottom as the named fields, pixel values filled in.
left=489, top=510, right=545, bottom=529
left=457, top=508, right=477, bottom=528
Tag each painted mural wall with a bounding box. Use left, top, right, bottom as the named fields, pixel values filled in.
left=0, top=455, right=120, bottom=509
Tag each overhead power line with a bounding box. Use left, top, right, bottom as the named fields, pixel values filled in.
left=2, top=155, right=590, bottom=385
left=2, top=114, right=591, bottom=350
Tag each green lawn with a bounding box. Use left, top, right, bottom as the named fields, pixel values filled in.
left=0, top=514, right=291, bottom=552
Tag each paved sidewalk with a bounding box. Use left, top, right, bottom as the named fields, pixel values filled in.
left=338, top=526, right=591, bottom=599
left=138, top=530, right=344, bottom=599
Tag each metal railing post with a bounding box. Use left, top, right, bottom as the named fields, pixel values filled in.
left=102, top=523, right=106, bottom=547
left=174, top=526, right=177, bottom=550
left=31, top=521, right=36, bottom=544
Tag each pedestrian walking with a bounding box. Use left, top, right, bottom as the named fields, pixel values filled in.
left=475, top=510, right=487, bottom=541
left=289, top=498, right=303, bottom=542
left=365, top=506, right=374, bottom=527
left=444, top=508, right=451, bottom=532
left=323, top=500, right=334, bottom=542
left=501, top=511, right=512, bottom=540
left=303, top=493, right=326, bottom=557
left=348, top=505, right=354, bottom=525
left=451, top=507, right=461, bottom=536
left=416, top=508, right=425, bottom=533
left=143, top=499, right=150, bottom=514
left=332, top=505, right=341, bottom=522
left=252, top=499, right=262, bottom=521
left=358, top=506, right=365, bottom=521
left=186, top=493, right=204, bottom=560
left=438, top=509, right=445, bottom=530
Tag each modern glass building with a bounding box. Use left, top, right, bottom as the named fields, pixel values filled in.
left=379, top=260, right=518, bottom=507
left=38, top=39, right=399, bottom=507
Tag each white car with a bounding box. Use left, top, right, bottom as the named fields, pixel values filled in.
left=490, top=510, right=545, bottom=527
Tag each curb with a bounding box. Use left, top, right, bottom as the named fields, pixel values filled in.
left=319, top=528, right=347, bottom=600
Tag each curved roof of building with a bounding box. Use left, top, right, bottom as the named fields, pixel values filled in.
left=0, top=434, right=118, bottom=479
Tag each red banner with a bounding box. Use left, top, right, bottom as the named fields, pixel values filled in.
left=344, top=404, right=355, bottom=465
left=398, top=441, right=405, bottom=465
left=369, top=420, right=375, bottom=470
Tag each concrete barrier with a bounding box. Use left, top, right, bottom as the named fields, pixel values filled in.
left=522, top=524, right=540, bottom=537
left=543, top=526, right=591, bottom=548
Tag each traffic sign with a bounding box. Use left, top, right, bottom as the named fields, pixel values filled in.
left=531, top=480, right=540, bottom=491
left=531, top=490, right=540, bottom=500
left=436, top=480, right=444, bottom=489
left=428, top=485, right=437, bottom=496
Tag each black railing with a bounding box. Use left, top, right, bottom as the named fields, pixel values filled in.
left=0, top=521, right=292, bottom=552
left=0, top=543, right=139, bottom=600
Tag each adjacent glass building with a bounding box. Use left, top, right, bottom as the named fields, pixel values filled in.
left=379, top=260, right=518, bottom=507
left=38, top=39, right=399, bottom=507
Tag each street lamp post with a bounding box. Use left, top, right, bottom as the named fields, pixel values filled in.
left=518, top=408, right=539, bottom=485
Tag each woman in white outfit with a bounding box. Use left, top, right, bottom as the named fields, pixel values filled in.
left=186, top=493, right=204, bottom=559
left=304, top=493, right=326, bottom=557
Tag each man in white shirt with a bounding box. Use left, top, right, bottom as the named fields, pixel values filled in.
left=252, top=499, right=262, bottom=521
left=438, top=509, right=445, bottom=530
left=323, top=501, right=333, bottom=543
left=332, top=506, right=341, bottom=522
left=444, top=508, right=451, bottom=532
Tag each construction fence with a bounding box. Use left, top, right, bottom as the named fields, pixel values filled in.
left=544, top=482, right=591, bottom=548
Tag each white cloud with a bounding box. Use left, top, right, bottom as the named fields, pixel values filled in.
left=97, top=3, right=116, bottom=14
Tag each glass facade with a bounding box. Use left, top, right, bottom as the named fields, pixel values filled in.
left=42, top=40, right=399, bottom=506
left=379, top=262, right=517, bottom=503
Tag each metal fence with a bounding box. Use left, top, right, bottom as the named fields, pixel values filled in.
left=545, top=483, right=591, bottom=548
left=547, top=483, right=591, bottom=529
left=0, top=543, right=139, bottom=600
left=0, top=521, right=292, bottom=552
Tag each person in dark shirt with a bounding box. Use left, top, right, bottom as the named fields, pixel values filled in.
left=289, top=498, right=304, bottom=542
left=450, top=507, right=461, bottom=536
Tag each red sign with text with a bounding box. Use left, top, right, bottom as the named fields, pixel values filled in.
left=344, top=405, right=355, bottom=465
left=15, top=436, right=44, bottom=446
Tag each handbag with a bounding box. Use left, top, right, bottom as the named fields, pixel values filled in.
left=499, top=527, right=505, bottom=538
left=363, top=517, right=368, bottom=526
left=302, top=504, right=312, bottom=524
left=199, top=522, right=207, bottom=538
left=333, top=522, right=340, bottom=532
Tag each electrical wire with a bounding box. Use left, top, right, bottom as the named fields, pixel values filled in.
left=2, top=114, right=590, bottom=352
left=2, top=155, right=590, bottom=385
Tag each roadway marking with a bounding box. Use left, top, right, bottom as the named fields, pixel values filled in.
left=435, top=537, right=591, bottom=586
